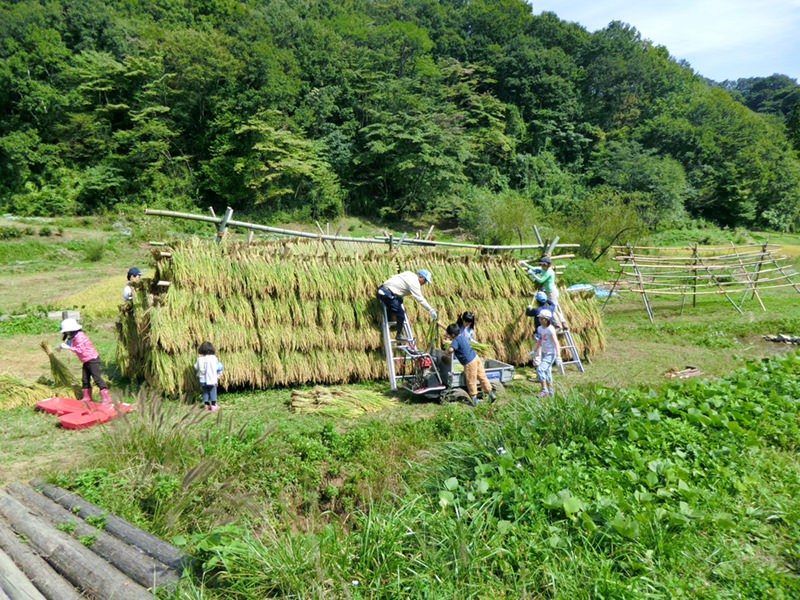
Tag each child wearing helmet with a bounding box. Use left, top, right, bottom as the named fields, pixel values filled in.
left=525, top=291, right=558, bottom=366
left=445, top=323, right=496, bottom=406
left=530, top=309, right=560, bottom=396
left=57, top=318, right=111, bottom=403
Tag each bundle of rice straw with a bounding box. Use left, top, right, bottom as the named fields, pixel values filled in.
left=40, top=340, right=81, bottom=398
left=0, top=373, right=52, bottom=410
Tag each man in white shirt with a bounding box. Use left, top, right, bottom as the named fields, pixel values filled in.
left=377, top=269, right=437, bottom=334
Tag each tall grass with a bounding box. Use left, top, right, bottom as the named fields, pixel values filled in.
left=165, top=351, right=800, bottom=599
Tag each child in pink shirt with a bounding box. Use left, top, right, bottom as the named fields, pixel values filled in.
left=58, top=318, right=111, bottom=403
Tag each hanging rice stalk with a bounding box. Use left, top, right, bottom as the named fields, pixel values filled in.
left=118, top=239, right=604, bottom=395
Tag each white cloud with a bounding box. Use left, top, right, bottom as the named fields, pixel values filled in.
left=531, top=0, right=800, bottom=81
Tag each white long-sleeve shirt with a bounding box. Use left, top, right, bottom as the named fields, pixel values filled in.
left=381, top=271, right=434, bottom=312
left=194, top=355, right=221, bottom=386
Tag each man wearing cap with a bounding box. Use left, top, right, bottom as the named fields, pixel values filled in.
left=123, top=267, right=142, bottom=301
left=377, top=269, right=437, bottom=335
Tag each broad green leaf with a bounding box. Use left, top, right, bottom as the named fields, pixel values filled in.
left=610, top=512, right=640, bottom=539
left=580, top=512, right=597, bottom=532
left=713, top=512, right=736, bottom=529
left=563, top=496, right=585, bottom=516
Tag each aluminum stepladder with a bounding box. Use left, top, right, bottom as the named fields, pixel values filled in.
left=381, top=304, right=417, bottom=392
left=553, top=303, right=584, bottom=375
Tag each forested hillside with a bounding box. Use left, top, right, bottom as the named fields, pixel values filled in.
left=2, top=0, right=799, bottom=235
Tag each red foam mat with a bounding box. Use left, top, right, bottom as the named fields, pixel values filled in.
left=36, top=396, right=134, bottom=429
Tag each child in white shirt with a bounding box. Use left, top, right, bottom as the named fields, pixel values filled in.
left=194, top=341, right=223, bottom=411
left=530, top=309, right=560, bottom=396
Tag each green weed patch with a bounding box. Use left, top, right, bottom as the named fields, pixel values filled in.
left=172, top=352, right=800, bottom=598
left=0, top=314, right=52, bottom=336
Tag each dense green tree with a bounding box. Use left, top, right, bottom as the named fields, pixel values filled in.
left=555, top=186, right=649, bottom=260
left=589, top=140, right=690, bottom=227
left=0, top=0, right=797, bottom=231
left=202, top=109, right=343, bottom=219
left=723, top=74, right=800, bottom=118
left=639, top=84, right=800, bottom=229
left=580, top=21, right=693, bottom=133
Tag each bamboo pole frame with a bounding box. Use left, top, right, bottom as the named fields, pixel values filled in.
left=144, top=208, right=576, bottom=253
left=604, top=241, right=800, bottom=319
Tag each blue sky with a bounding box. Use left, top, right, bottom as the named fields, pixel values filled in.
left=531, top=1, right=800, bottom=82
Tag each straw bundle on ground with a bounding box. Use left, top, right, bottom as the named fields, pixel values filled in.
left=117, top=238, right=605, bottom=395
left=0, top=374, right=53, bottom=409
left=290, top=386, right=397, bottom=417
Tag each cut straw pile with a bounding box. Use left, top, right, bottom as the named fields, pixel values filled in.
left=290, top=386, right=396, bottom=417
left=117, top=238, right=605, bottom=395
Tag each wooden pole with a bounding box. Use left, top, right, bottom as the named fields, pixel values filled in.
left=7, top=483, right=180, bottom=590
left=735, top=241, right=766, bottom=310
left=630, top=241, right=654, bottom=322
left=763, top=240, right=800, bottom=297
left=602, top=245, right=625, bottom=312
left=693, top=250, right=743, bottom=313
left=610, top=243, right=780, bottom=251
left=0, top=491, right=154, bottom=600
left=0, top=521, right=82, bottom=600
left=624, top=283, right=800, bottom=294
left=215, top=206, right=234, bottom=243
left=532, top=225, right=543, bottom=246
left=0, top=545, right=48, bottom=600
left=691, top=244, right=699, bottom=308
left=30, top=479, right=189, bottom=572
left=144, top=208, right=565, bottom=251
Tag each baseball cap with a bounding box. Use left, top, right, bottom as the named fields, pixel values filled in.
left=535, top=291, right=548, bottom=303
left=417, top=269, right=432, bottom=284
left=128, top=267, right=143, bottom=277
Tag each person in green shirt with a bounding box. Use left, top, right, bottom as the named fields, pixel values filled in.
left=527, top=255, right=560, bottom=307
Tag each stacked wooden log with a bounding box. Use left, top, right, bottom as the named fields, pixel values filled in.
left=0, top=479, right=190, bottom=599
